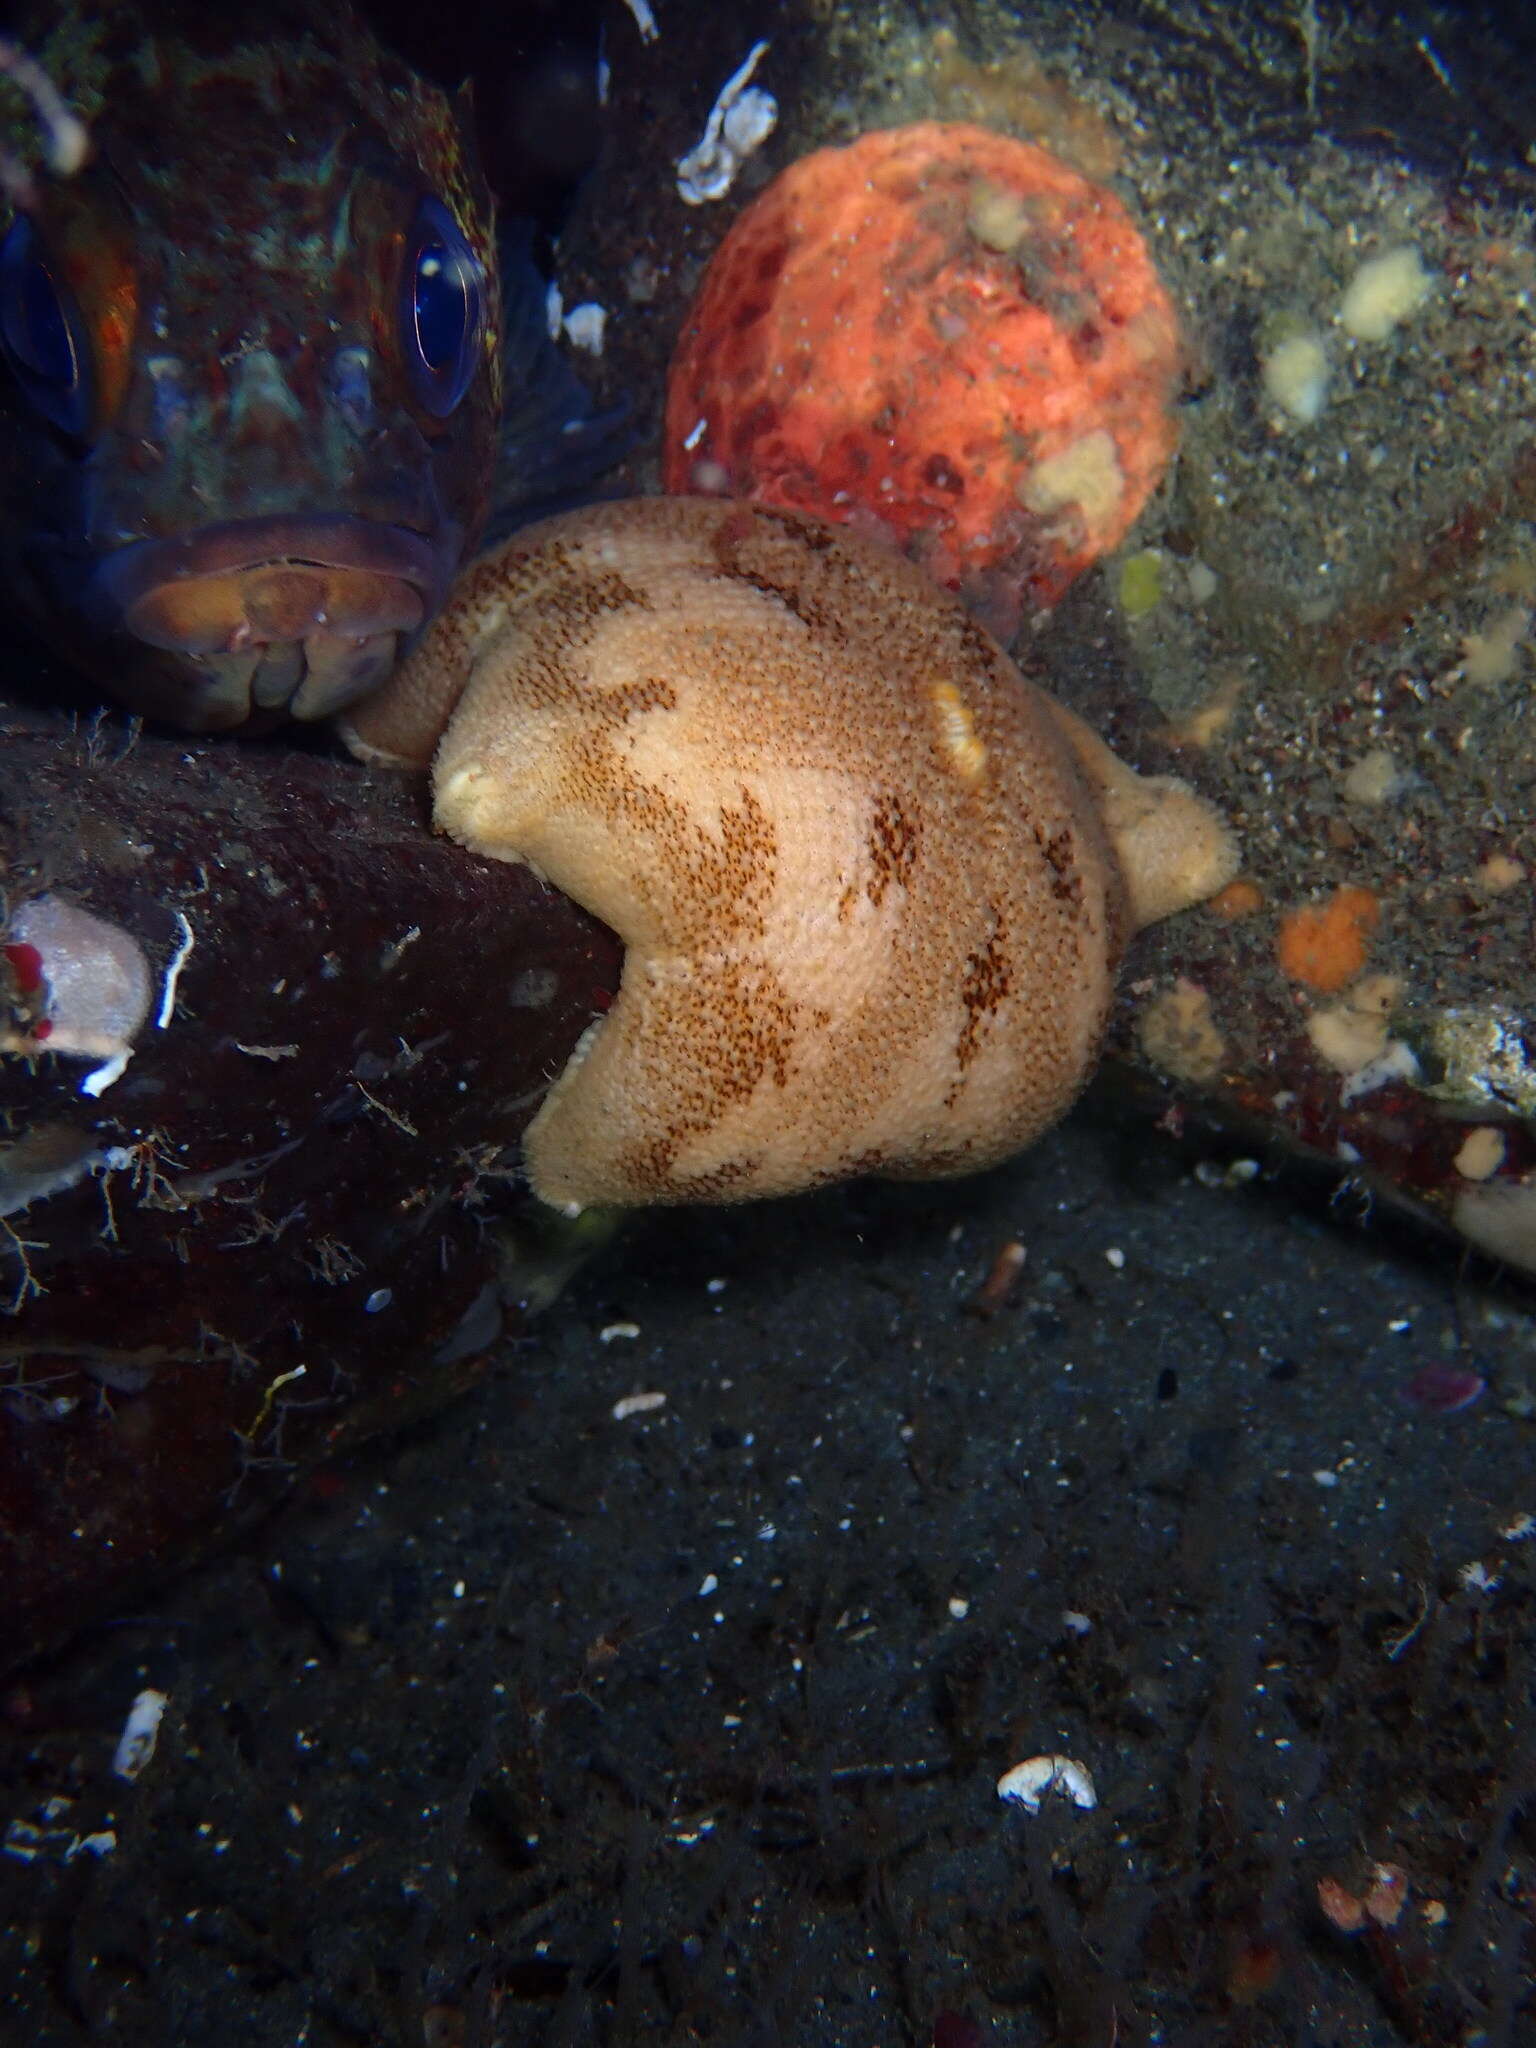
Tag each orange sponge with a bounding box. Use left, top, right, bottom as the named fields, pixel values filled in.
left=1275, top=886, right=1381, bottom=994
left=664, top=121, right=1183, bottom=637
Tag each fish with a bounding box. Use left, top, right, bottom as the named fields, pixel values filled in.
left=0, top=1, right=617, bottom=732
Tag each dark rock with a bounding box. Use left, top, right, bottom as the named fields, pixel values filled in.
left=0, top=704, right=619, bottom=1671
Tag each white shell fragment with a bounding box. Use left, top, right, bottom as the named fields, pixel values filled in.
left=155, top=910, right=195, bottom=1029
left=2, top=894, right=153, bottom=1095
left=996, top=1754, right=1098, bottom=1816
left=611, top=1389, right=666, bottom=1420
left=1339, top=1037, right=1420, bottom=1106
left=3, top=1800, right=116, bottom=1866
left=562, top=302, right=608, bottom=356
left=676, top=42, right=776, bottom=205
left=112, top=1687, right=169, bottom=1781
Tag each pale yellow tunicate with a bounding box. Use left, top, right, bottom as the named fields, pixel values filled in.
left=1340, top=247, right=1432, bottom=342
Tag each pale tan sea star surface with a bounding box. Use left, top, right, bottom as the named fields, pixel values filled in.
left=343, top=498, right=1236, bottom=1211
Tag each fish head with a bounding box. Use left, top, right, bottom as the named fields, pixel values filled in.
left=0, top=5, right=502, bottom=731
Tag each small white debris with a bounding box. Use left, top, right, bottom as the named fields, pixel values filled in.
left=599, top=1321, right=641, bottom=1343
left=545, top=280, right=563, bottom=341
left=705, top=1275, right=728, bottom=1293
left=947, top=1595, right=970, bottom=1620
left=71, top=1830, right=118, bottom=1859
left=683, top=415, right=708, bottom=452
left=80, top=1050, right=131, bottom=1097
left=1104, top=1247, right=1125, bottom=1270
left=1061, top=1610, right=1094, bottom=1636
left=562, top=302, right=607, bottom=356
left=4, top=1804, right=116, bottom=1865
left=676, top=42, right=776, bottom=205
left=1459, top=1559, right=1501, bottom=1594
left=155, top=911, right=195, bottom=1030
left=698, top=1572, right=719, bottom=1597
left=1193, top=1157, right=1260, bottom=1190
left=612, top=1389, right=666, bottom=1421
left=1499, top=1512, right=1535, bottom=1541
left=997, top=1754, right=1097, bottom=1816
left=112, top=1688, right=169, bottom=1781
left=1340, top=1038, right=1420, bottom=1106
left=623, top=0, right=659, bottom=41
left=1312, top=1469, right=1340, bottom=1488
left=379, top=924, right=422, bottom=972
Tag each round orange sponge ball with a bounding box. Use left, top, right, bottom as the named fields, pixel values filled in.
left=664, top=122, right=1184, bottom=637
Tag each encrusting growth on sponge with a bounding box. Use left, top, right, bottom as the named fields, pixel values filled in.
left=342, top=498, right=1236, bottom=1211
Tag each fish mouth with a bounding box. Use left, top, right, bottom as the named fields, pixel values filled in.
left=81, top=515, right=459, bottom=731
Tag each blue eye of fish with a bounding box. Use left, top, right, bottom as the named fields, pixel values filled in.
left=0, top=216, right=92, bottom=439
left=401, top=197, right=484, bottom=418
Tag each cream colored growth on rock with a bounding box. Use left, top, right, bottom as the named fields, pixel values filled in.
left=342, top=499, right=1237, bottom=1211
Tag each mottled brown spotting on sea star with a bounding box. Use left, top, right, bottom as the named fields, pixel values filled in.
left=715, top=565, right=841, bottom=636
left=716, top=502, right=840, bottom=566
left=526, top=567, right=654, bottom=643
left=336, top=550, right=654, bottom=767
left=867, top=793, right=921, bottom=907
left=615, top=1130, right=680, bottom=1196
left=955, top=915, right=1013, bottom=1075
left=340, top=496, right=1238, bottom=1210
left=836, top=1147, right=892, bottom=1181
left=1034, top=820, right=1083, bottom=906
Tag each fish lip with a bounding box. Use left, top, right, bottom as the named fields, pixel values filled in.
left=81, top=512, right=458, bottom=635
left=57, top=513, right=465, bottom=729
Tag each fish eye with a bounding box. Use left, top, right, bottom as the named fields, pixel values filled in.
left=0, top=214, right=92, bottom=439
left=400, top=196, right=484, bottom=418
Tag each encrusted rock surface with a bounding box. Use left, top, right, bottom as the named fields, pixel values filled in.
left=0, top=706, right=618, bottom=1668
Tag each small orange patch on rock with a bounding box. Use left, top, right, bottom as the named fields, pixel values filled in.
left=1275, top=885, right=1381, bottom=994
left=664, top=121, right=1183, bottom=639
left=1207, top=876, right=1264, bottom=920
